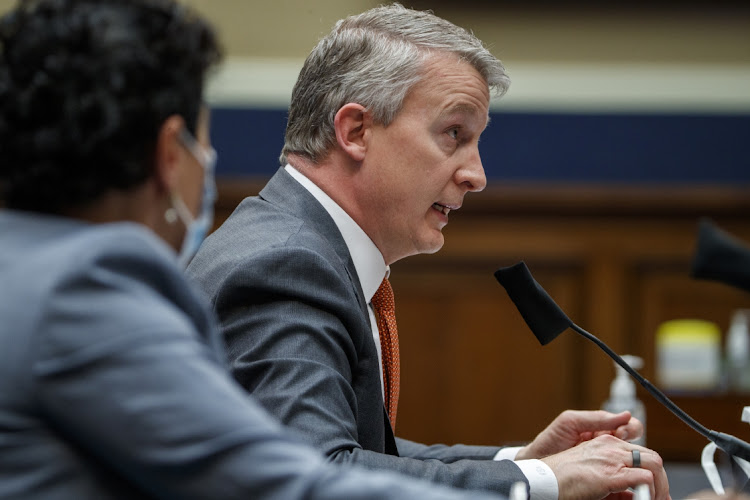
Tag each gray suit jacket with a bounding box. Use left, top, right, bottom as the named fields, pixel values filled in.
left=0, top=209, right=505, bottom=500
left=188, top=168, right=528, bottom=495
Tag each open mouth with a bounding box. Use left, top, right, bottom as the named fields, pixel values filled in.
left=431, top=203, right=452, bottom=216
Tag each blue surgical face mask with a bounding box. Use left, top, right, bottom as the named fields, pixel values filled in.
left=171, top=127, right=217, bottom=267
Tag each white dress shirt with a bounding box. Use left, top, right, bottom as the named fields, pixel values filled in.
left=285, top=165, right=558, bottom=500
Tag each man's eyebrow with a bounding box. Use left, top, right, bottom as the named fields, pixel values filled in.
left=440, top=103, right=491, bottom=127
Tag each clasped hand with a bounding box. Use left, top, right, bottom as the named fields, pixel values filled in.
left=516, top=410, right=670, bottom=500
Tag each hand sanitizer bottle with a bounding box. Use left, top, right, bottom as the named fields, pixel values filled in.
left=602, top=354, right=646, bottom=446
left=726, top=310, right=750, bottom=393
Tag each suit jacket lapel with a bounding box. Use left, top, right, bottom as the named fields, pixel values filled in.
left=260, top=168, right=399, bottom=455
left=259, top=168, right=370, bottom=324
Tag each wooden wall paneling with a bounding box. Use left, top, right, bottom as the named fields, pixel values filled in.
left=391, top=257, right=587, bottom=448
left=582, top=250, right=629, bottom=409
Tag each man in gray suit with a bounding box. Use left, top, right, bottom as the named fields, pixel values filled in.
left=188, top=4, right=670, bottom=499
left=0, top=0, right=515, bottom=498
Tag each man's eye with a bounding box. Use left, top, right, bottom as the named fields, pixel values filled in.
left=448, top=128, right=459, bottom=140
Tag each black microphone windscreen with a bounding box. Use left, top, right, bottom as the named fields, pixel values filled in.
left=494, top=262, right=573, bottom=345
left=691, top=218, right=750, bottom=294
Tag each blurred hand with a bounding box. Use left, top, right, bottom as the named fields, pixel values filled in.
left=516, top=409, right=642, bottom=460
left=540, top=434, right=670, bottom=500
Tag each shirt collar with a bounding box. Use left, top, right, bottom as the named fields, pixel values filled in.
left=285, top=164, right=388, bottom=302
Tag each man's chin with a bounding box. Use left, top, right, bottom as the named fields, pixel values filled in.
left=417, top=235, right=445, bottom=255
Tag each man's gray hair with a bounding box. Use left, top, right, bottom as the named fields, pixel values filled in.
left=279, top=3, right=510, bottom=165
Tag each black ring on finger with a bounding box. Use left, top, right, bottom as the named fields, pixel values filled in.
left=632, top=449, right=641, bottom=468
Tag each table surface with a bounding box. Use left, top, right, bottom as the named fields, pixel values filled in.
left=666, top=462, right=739, bottom=499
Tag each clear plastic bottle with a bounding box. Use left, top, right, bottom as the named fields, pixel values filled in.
left=726, top=310, right=750, bottom=393
left=602, top=354, right=646, bottom=446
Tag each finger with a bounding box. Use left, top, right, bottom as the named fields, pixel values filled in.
left=591, top=423, right=640, bottom=442
left=629, top=446, right=669, bottom=500
left=571, top=410, right=633, bottom=434
left=592, top=429, right=619, bottom=437
left=614, top=426, right=630, bottom=441
left=578, top=431, right=595, bottom=442
left=604, top=492, right=635, bottom=500
left=614, top=418, right=643, bottom=442
left=622, top=467, right=655, bottom=500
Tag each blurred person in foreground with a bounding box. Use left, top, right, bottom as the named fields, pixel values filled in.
left=0, top=1, right=511, bottom=499
left=187, top=4, right=671, bottom=500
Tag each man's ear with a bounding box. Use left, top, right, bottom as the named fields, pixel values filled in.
left=153, top=115, right=186, bottom=194
left=334, top=103, right=370, bottom=162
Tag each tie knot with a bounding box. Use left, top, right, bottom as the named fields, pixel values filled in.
left=372, top=277, right=395, bottom=312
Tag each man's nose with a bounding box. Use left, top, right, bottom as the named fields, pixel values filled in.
left=457, top=148, right=487, bottom=193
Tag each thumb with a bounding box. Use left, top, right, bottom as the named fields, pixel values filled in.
left=577, top=410, right=632, bottom=433
left=599, top=410, right=637, bottom=441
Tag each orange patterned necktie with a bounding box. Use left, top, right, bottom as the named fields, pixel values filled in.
left=371, top=277, right=400, bottom=430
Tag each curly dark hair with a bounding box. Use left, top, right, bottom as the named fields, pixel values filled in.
left=0, top=0, right=222, bottom=212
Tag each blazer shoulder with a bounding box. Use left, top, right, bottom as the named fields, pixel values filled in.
left=189, top=193, right=352, bottom=293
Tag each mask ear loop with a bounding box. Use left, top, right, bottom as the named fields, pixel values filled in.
left=179, top=128, right=217, bottom=170
left=167, top=191, right=196, bottom=229
left=164, top=127, right=212, bottom=227
left=702, top=442, right=726, bottom=494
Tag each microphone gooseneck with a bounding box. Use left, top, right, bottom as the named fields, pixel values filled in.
left=495, top=260, right=750, bottom=463
left=570, top=323, right=712, bottom=443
